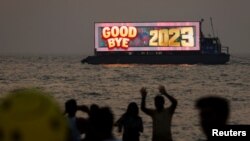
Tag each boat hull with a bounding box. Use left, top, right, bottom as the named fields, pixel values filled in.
left=81, top=54, right=230, bottom=65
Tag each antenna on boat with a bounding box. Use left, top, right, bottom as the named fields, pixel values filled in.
left=210, top=17, right=216, bottom=37
left=200, top=18, right=204, bottom=38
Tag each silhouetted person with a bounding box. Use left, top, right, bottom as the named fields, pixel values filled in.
left=196, top=96, right=229, bottom=141
left=86, top=106, right=119, bottom=141
left=140, top=86, right=177, bottom=141
left=115, top=102, right=143, bottom=141
left=65, top=99, right=89, bottom=141
left=83, top=104, right=100, bottom=141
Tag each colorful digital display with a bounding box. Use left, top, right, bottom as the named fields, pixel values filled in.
left=95, top=22, right=200, bottom=52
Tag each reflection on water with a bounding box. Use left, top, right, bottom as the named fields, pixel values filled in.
left=0, top=55, right=249, bottom=141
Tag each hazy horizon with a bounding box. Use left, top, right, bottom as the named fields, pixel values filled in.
left=1, top=0, right=249, bottom=55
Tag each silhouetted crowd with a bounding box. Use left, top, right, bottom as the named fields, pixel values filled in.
left=0, top=86, right=231, bottom=141
left=64, top=85, right=230, bottom=141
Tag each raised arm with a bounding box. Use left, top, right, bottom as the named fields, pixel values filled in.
left=140, top=87, right=153, bottom=115
left=159, top=85, right=178, bottom=110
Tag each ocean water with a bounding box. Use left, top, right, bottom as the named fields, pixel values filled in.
left=0, top=55, right=250, bottom=141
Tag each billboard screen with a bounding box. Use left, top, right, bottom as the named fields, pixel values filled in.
left=95, top=22, right=200, bottom=52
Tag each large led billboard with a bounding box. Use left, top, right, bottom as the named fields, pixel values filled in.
left=95, top=22, right=200, bottom=52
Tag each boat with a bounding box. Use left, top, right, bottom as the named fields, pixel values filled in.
left=82, top=20, right=230, bottom=64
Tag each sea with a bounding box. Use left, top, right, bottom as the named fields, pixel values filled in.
left=0, top=55, right=250, bottom=141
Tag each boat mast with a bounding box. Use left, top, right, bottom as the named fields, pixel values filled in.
left=200, top=18, right=204, bottom=38
left=210, top=17, right=216, bottom=37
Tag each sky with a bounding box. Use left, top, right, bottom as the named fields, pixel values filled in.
left=0, top=0, right=249, bottom=55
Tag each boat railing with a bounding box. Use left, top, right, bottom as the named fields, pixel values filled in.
left=221, top=46, right=229, bottom=54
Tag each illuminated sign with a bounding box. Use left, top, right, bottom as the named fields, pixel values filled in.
left=95, top=22, right=200, bottom=52
left=102, top=26, right=137, bottom=48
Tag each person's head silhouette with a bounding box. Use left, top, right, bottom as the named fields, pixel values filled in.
left=126, top=102, right=139, bottom=117
left=154, top=95, right=165, bottom=111
left=196, top=96, right=229, bottom=138
left=65, top=99, right=77, bottom=117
